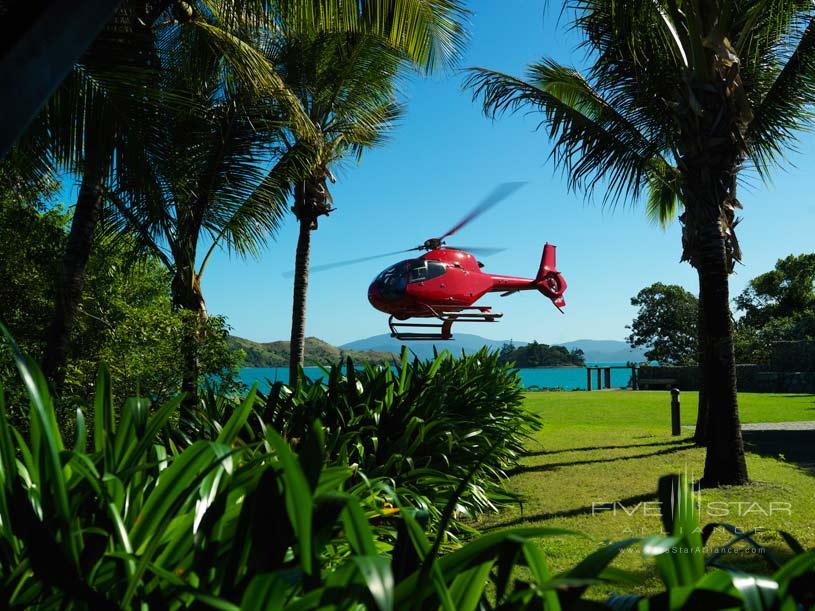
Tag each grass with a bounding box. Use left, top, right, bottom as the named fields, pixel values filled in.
left=479, top=391, right=815, bottom=598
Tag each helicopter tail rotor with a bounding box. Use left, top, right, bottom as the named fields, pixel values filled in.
left=536, top=243, right=567, bottom=311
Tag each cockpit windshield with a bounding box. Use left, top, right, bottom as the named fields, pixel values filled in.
left=375, top=260, right=410, bottom=301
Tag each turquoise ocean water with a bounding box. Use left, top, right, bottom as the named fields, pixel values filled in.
left=239, top=362, right=633, bottom=393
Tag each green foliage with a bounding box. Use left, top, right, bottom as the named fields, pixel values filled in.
left=65, top=240, right=243, bottom=403
left=606, top=474, right=814, bottom=610
left=262, top=348, right=538, bottom=533
left=627, top=283, right=698, bottom=365
left=498, top=340, right=585, bottom=367
left=735, top=253, right=815, bottom=327
left=734, top=254, right=815, bottom=364
left=0, top=200, right=67, bottom=363
left=0, top=199, right=241, bottom=411
left=0, top=332, right=814, bottom=609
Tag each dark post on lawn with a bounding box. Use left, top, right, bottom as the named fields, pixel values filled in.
left=671, top=387, right=681, bottom=436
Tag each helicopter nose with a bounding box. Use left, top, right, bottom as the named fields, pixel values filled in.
left=368, top=282, right=383, bottom=307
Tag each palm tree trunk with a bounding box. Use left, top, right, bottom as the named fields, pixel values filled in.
left=171, top=270, right=206, bottom=410
left=289, top=214, right=311, bottom=386
left=694, top=387, right=709, bottom=445
left=42, top=158, right=105, bottom=390
left=694, top=269, right=709, bottom=446
left=288, top=175, right=332, bottom=386
left=696, top=222, right=748, bottom=486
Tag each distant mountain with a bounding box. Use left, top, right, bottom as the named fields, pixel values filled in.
left=558, top=340, right=647, bottom=364
left=230, top=336, right=397, bottom=368
left=340, top=333, right=525, bottom=361
left=340, top=333, right=647, bottom=363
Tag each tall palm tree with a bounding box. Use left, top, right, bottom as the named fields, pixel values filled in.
left=466, top=1, right=815, bottom=486
left=32, top=0, right=312, bottom=391
left=104, top=30, right=306, bottom=406
left=273, top=34, right=405, bottom=384
left=275, top=4, right=468, bottom=384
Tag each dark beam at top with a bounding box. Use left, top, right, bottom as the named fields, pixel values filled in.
left=0, top=0, right=123, bottom=157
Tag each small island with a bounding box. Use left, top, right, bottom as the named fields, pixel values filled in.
left=498, top=340, right=586, bottom=368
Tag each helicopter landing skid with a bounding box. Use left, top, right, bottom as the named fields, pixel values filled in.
left=388, top=306, right=503, bottom=341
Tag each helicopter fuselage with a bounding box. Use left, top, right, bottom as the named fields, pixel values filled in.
left=368, top=246, right=566, bottom=320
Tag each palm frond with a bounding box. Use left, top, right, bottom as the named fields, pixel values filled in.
left=0, top=118, right=58, bottom=204
left=192, top=20, right=319, bottom=143
left=746, top=16, right=815, bottom=176
left=465, top=65, right=666, bottom=207
left=102, top=189, right=175, bottom=271
left=527, top=60, right=657, bottom=153
left=571, top=0, right=683, bottom=148
left=276, top=0, right=469, bottom=72
left=198, top=145, right=310, bottom=273
left=645, top=158, right=682, bottom=227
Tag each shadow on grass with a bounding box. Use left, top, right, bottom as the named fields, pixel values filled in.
left=524, top=438, right=694, bottom=458
left=509, top=443, right=698, bottom=476
left=742, top=429, right=815, bottom=476
left=488, top=491, right=657, bottom=530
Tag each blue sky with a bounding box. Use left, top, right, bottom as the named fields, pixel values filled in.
left=57, top=1, right=815, bottom=346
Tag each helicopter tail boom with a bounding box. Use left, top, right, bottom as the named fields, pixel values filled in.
left=536, top=243, right=567, bottom=311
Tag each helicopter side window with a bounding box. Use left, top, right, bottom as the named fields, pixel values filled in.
left=426, top=261, right=446, bottom=280
left=408, top=261, right=427, bottom=283
left=408, top=260, right=446, bottom=283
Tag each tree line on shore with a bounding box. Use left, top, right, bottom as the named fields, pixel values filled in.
left=498, top=341, right=586, bottom=368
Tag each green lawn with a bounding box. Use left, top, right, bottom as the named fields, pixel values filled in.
left=479, top=391, right=815, bottom=597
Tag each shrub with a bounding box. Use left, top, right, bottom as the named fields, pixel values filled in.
left=259, top=347, right=538, bottom=532
left=0, top=328, right=565, bottom=609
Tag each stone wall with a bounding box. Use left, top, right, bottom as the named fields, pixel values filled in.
left=638, top=365, right=761, bottom=391
left=771, top=341, right=815, bottom=372
left=635, top=341, right=815, bottom=393
left=637, top=365, right=698, bottom=390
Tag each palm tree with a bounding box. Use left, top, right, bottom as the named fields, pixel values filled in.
left=273, top=34, right=405, bottom=384
left=276, top=6, right=468, bottom=384
left=104, top=31, right=306, bottom=406
left=30, top=1, right=308, bottom=391
left=466, top=1, right=815, bottom=486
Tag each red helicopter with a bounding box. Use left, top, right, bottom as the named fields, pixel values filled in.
left=308, top=183, right=567, bottom=340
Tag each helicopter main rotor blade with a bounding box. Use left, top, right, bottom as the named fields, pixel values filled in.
left=445, top=246, right=506, bottom=256
left=282, top=247, right=422, bottom=277
left=436, top=182, right=526, bottom=242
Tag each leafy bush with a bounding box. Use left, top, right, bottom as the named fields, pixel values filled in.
left=1, top=331, right=814, bottom=609
left=0, top=195, right=242, bottom=411
left=0, top=328, right=563, bottom=609
left=260, top=348, right=538, bottom=532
